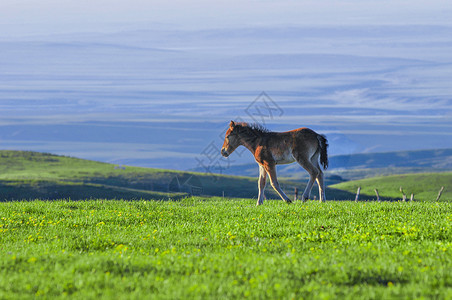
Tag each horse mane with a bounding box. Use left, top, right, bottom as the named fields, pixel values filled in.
left=236, top=122, right=270, bottom=133
left=234, top=122, right=271, bottom=142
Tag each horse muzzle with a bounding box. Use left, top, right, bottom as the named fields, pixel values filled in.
left=221, top=148, right=229, bottom=157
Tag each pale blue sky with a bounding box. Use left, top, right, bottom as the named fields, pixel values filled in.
left=1, top=1, right=452, bottom=170
left=2, top=0, right=452, bottom=36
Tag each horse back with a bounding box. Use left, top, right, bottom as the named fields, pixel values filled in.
left=255, top=127, right=320, bottom=165
left=288, top=127, right=321, bottom=159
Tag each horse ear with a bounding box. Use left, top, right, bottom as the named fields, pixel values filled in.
left=230, top=120, right=236, bottom=129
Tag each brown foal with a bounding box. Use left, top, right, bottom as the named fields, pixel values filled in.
left=221, top=121, right=328, bottom=205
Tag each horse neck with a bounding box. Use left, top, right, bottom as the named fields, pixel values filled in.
left=239, top=130, right=261, bottom=153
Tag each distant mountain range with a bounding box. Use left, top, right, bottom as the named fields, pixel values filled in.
left=192, top=148, right=452, bottom=180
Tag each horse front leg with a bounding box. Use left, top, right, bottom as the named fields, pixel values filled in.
left=257, top=165, right=267, bottom=206
left=265, top=164, right=292, bottom=204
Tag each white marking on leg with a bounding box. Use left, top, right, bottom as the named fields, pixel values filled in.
left=257, top=165, right=267, bottom=206
left=316, top=172, right=325, bottom=202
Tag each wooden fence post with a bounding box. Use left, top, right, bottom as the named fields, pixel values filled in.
left=375, top=189, right=380, bottom=202
left=294, top=187, right=298, bottom=202
left=436, top=186, right=445, bottom=202
left=400, top=187, right=407, bottom=202
left=355, top=186, right=361, bottom=202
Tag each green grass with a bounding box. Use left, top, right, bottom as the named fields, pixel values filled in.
left=326, top=167, right=452, bottom=181
left=1, top=198, right=451, bottom=299
left=331, top=172, right=452, bottom=201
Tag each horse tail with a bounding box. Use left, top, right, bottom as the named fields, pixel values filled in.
left=317, top=134, right=329, bottom=170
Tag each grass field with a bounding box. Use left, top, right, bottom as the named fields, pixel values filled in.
left=332, top=172, right=452, bottom=202
left=1, top=198, right=451, bottom=299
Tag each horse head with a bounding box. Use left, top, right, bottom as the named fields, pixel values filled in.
left=221, top=121, right=241, bottom=157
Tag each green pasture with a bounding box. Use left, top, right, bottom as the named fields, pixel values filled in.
left=1, top=198, right=451, bottom=299
left=332, top=172, right=452, bottom=202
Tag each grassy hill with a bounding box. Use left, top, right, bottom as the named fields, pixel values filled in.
left=0, top=150, right=353, bottom=201
left=331, top=172, right=452, bottom=201
left=194, top=148, right=452, bottom=181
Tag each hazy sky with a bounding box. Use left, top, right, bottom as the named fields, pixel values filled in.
left=2, top=0, right=452, bottom=36
left=1, top=1, right=452, bottom=170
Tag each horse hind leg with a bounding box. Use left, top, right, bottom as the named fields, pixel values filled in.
left=296, top=157, right=320, bottom=202
left=315, top=172, right=325, bottom=202
left=310, top=152, right=326, bottom=202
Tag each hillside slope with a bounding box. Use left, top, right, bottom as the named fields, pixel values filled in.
left=331, top=172, right=452, bottom=201
left=0, top=150, right=353, bottom=201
